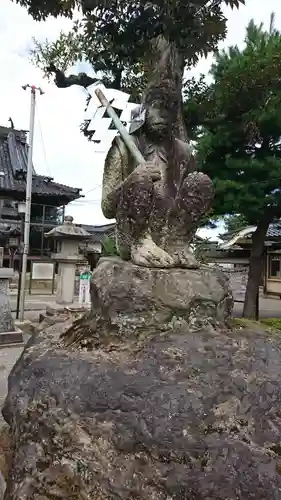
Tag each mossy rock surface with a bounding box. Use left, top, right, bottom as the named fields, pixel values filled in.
left=233, top=317, right=281, bottom=335
left=3, top=316, right=281, bottom=499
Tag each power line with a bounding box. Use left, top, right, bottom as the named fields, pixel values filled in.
left=82, top=184, right=102, bottom=195
left=35, top=107, right=103, bottom=195
left=35, top=101, right=52, bottom=177
left=72, top=197, right=101, bottom=201
left=69, top=201, right=101, bottom=205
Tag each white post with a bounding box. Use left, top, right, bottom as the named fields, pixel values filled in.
left=19, top=85, right=43, bottom=321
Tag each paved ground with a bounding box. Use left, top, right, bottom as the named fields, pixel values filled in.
left=234, top=299, right=281, bottom=318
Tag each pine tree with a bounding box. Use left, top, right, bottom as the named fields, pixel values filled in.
left=188, top=14, right=281, bottom=317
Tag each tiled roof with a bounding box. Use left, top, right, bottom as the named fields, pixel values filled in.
left=80, top=223, right=116, bottom=234
left=0, top=126, right=81, bottom=202
left=267, top=223, right=281, bottom=238
left=79, top=223, right=115, bottom=242
left=221, top=222, right=281, bottom=247
left=241, top=224, right=281, bottom=240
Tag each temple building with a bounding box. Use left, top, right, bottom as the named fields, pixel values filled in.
left=0, top=125, right=82, bottom=268
left=218, top=223, right=281, bottom=297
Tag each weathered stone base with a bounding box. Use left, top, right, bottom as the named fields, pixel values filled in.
left=0, top=328, right=23, bottom=348
left=91, top=257, right=233, bottom=336
left=38, top=304, right=91, bottom=323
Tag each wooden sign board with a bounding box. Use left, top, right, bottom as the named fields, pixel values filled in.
left=32, top=262, right=54, bottom=280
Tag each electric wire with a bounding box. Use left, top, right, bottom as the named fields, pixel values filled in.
left=35, top=101, right=52, bottom=178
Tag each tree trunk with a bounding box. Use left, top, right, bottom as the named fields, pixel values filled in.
left=143, top=35, right=187, bottom=141
left=243, top=218, right=270, bottom=319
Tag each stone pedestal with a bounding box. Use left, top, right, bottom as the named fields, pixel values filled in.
left=57, top=261, right=75, bottom=305
left=91, top=257, right=233, bottom=337
left=0, top=269, right=14, bottom=333
left=0, top=268, right=23, bottom=347
left=55, top=257, right=87, bottom=305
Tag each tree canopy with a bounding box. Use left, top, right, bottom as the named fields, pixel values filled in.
left=222, top=214, right=250, bottom=234
left=189, top=14, right=281, bottom=225
left=21, top=0, right=245, bottom=98
left=188, top=13, right=281, bottom=316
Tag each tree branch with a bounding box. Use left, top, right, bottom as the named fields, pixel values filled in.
left=112, top=68, right=123, bottom=90
left=46, top=63, right=100, bottom=89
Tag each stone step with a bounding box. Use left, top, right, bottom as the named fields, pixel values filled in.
left=0, top=330, right=23, bottom=348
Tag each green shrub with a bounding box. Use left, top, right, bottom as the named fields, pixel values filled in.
left=101, top=236, right=119, bottom=257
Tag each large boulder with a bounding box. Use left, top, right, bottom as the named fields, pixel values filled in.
left=3, top=315, right=281, bottom=499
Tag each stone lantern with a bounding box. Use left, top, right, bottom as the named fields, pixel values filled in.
left=45, top=216, right=92, bottom=305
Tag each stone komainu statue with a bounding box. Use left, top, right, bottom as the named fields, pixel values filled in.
left=101, top=39, right=214, bottom=269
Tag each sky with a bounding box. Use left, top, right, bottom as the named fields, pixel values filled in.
left=1, top=0, right=280, bottom=240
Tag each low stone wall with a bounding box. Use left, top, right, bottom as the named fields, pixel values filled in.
left=9, top=272, right=57, bottom=291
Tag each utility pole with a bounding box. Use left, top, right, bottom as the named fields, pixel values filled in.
left=19, top=84, right=44, bottom=321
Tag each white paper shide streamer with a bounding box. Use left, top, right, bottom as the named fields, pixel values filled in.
left=84, top=83, right=145, bottom=153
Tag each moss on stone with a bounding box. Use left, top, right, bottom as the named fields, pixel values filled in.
left=231, top=317, right=281, bottom=335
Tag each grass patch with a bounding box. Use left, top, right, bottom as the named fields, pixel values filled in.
left=231, top=317, right=281, bottom=335
left=260, top=318, right=281, bottom=330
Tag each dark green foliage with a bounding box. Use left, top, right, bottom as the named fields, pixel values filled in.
left=187, top=14, right=281, bottom=317
left=193, top=237, right=210, bottom=263
left=188, top=14, right=281, bottom=225
left=101, top=236, right=119, bottom=257
left=183, top=74, right=217, bottom=139
left=12, top=0, right=76, bottom=20
left=21, top=0, right=244, bottom=98
left=223, top=214, right=250, bottom=234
